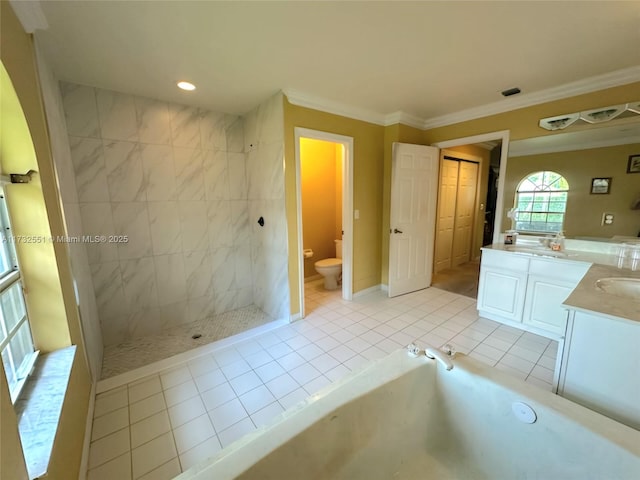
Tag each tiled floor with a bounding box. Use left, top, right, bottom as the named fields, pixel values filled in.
left=87, top=283, right=558, bottom=479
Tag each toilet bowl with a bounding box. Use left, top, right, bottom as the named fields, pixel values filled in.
left=315, top=240, right=342, bottom=290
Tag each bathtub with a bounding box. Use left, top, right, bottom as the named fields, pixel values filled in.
left=177, top=349, right=640, bottom=480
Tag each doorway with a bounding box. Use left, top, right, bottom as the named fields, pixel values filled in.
left=432, top=132, right=509, bottom=298
left=294, top=128, right=353, bottom=318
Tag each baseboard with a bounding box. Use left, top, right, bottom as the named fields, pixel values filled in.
left=96, top=318, right=289, bottom=394
left=78, top=380, right=96, bottom=480
left=353, top=284, right=383, bottom=298
left=289, top=312, right=302, bottom=322
left=381, top=284, right=389, bottom=293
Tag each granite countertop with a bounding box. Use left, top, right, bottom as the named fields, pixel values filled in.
left=563, top=264, right=640, bottom=324
left=483, top=242, right=640, bottom=324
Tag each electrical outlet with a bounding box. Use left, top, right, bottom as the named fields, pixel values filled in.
left=602, top=212, right=614, bottom=226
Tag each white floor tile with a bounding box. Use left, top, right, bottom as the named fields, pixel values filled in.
left=131, top=410, right=171, bottom=449
left=314, top=335, right=340, bottom=352
left=178, top=436, right=222, bottom=472
left=472, top=343, right=506, bottom=362
left=254, top=360, right=286, bottom=383
left=297, top=343, right=324, bottom=361
left=168, top=395, right=207, bottom=428
left=508, top=344, right=543, bottom=363
left=498, top=353, right=535, bottom=375
left=220, top=359, right=252, bottom=380
left=265, top=341, right=294, bottom=359
left=186, top=355, right=218, bottom=379
left=200, top=382, right=237, bottom=411
left=87, top=452, right=131, bottom=480
left=128, top=376, right=162, bottom=404
left=193, top=368, right=227, bottom=393
left=327, top=344, right=357, bottom=363
left=289, top=362, right=322, bottom=385
left=160, top=366, right=192, bottom=390
left=129, top=392, right=167, bottom=423
left=325, top=364, right=351, bottom=382
left=164, top=379, right=199, bottom=407
left=218, top=417, right=257, bottom=448
left=279, top=387, right=309, bottom=410
left=131, top=431, right=177, bottom=478
left=467, top=350, right=498, bottom=367
left=266, top=373, right=300, bottom=399
left=375, top=338, right=403, bottom=354
left=229, top=370, right=263, bottom=396
left=251, top=401, right=285, bottom=427
left=277, top=351, right=307, bottom=370
left=360, top=345, right=387, bottom=361
left=530, top=364, right=554, bottom=383
left=309, top=353, right=340, bottom=373
left=239, top=385, right=276, bottom=414
left=537, top=354, right=556, bottom=370
left=302, top=375, right=332, bottom=396
left=94, top=387, right=128, bottom=418
left=244, top=350, right=273, bottom=369
left=138, top=458, right=181, bottom=480
left=213, top=347, right=242, bottom=366
left=209, top=398, right=249, bottom=432
left=481, top=335, right=514, bottom=352
left=89, top=428, right=131, bottom=469
left=234, top=340, right=263, bottom=357
left=256, top=332, right=281, bottom=348
left=92, top=406, right=129, bottom=441
left=172, top=414, right=216, bottom=454
left=344, top=354, right=368, bottom=372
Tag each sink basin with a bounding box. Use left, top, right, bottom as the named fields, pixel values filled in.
left=508, top=247, right=569, bottom=258
left=594, top=277, right=640, bottom=299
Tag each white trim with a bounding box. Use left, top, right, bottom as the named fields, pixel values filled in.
left=380, top=284, right=389, bottom=293
left=433, top=130, right=510, bottom=244
left=289, top=312, right=302, bottom=322
left=96, top=318, right=288, bottom=393
left=509, top=134, right=640, bottom=157
left=352, top=284, right=382, bottom=298
left=78, top=381, right=96, bottom=480
left=294, top=128, right=354, bottom=320
left=286, top=67, right=640, bottom=130
left=8, top=0, right=48, bottom=33
left=285, top=90, right=387, bottom=126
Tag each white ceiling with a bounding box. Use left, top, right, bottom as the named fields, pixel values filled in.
left=28, top=1, right=640, bottom=122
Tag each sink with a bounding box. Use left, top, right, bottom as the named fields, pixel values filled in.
left=594, top=277, right=640, bottom=299
left=508, top=246, right=569, bottom=258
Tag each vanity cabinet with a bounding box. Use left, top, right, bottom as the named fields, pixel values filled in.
left=477, top=249, right=529, bottom=323
left=558, top=310, right=640, bottom=430
left=477, top=248, right=589, bottom=338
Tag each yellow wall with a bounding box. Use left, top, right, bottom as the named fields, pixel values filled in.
left=1, top=3, right=92, bottom=479
left=284, top=98, right=385, bottom=315
left=335, top=143, right=343, bottom=241
left=505, top=143, right=640, bottom=238
left=301, top=138, right=340, bottom=278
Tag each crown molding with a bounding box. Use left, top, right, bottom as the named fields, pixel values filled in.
left=9, top=0, right=48, bottom=33
left=283, top=89, right=387, bottom=126
left=383, top=111, right=424, bottom=129
left=286, top=67, right=640, bottom=132
left=509, top=134, right=640, bottom=157
left=422, top=66, right=640, bottom=129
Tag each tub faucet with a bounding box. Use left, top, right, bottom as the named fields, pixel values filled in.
left=424, top=346, right=454, bottom=371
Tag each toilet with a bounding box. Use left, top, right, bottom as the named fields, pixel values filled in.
left=314, top=239, right=342, bottom=290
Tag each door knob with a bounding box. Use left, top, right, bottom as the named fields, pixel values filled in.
left=394, top=228, right=403, bottom=234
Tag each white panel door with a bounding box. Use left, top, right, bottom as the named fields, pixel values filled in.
left=452, top=161, right=478, bottom=267
left=389, top=143, right=439, bottom=297
left=434, top=159, right=459, bottom=273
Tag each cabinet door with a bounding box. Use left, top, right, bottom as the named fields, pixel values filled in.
left=522, top=275, right=573, bottom=336
left=477, top=266, right=528, bottom=323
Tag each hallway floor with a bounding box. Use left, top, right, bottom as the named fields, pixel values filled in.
left=432, top=259, right=480, bottom=298
left=101, top=306, right=274, bottom=379
left=87, top=285, right=557, bottom=480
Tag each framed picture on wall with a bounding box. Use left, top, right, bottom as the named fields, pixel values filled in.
left=590, top=177, right=612, bottom=194
left=627, top=154, right=640, bottom=174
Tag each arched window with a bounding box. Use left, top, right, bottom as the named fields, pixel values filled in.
left=515, top=171, right=568, bottom=233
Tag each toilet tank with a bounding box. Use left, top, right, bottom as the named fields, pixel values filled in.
left=334, top=239, right=342, bottom=259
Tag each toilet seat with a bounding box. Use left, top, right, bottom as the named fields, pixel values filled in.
left=315, top=258, right=342, bottom=268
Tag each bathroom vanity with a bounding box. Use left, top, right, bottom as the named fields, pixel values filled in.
left=477, top=239, right=640, bottom=430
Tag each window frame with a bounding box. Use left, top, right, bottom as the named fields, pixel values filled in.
left=0, top=185, right=37, bottom=403
left=514, top=171, right=569, bottom=234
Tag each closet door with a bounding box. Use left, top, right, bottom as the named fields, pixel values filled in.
left=434, top=159, right=459, bottom=273
left=452, top=161, right=479, bottom=267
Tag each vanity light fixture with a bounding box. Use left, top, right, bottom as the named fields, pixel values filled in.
left=177, top=81, right=196, bottom=91
left=539, top=101, right=640, bottom=131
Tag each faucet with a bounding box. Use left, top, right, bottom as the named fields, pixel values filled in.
left=407, top=342, right=454, bottom=370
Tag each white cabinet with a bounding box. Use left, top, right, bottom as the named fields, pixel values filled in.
left=477, top=250, right=529, bottom=323
left=477, top=249, right=589, bottom=339
left=558, top=310, right=640, bottom=430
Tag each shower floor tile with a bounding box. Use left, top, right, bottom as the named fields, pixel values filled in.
left=88, top=283, right=559, bottom=479
left=101, top=305, right=273, bottom=379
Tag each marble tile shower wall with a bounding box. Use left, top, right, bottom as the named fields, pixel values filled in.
left=60, top=82, right=253, bottom=346
left=244, top=93, right=290, bottom=321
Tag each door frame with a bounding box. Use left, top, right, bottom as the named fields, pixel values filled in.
left=294, top=128, right=354, bottom=318
left=433, top=130, right=510, bottom=245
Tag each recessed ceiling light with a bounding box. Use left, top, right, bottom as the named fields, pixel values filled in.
left=177, top=81, right=196, bottom=91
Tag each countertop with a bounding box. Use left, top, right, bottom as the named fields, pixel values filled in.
left=483, top=242, right=640, bottom=324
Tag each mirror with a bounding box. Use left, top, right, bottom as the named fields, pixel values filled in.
left=503, top=118, right=640, bottom=240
